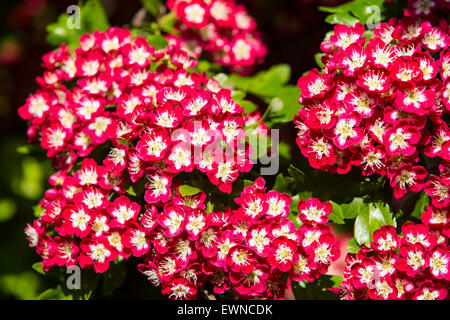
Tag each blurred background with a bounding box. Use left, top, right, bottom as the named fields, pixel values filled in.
left=0, top=0, right=348, bottom=299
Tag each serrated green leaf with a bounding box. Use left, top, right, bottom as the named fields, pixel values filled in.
left=328, top=201, right=345, bottom=224
left=341, top=197, right=364, bottom=219
left=347, top=237, right=361, bottom=254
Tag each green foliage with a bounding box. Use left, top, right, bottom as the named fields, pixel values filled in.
left=292, top=275, right=341, bottom=300
left=319, top=0, right=386, bottom=25
left=0, top=272, right=42, bottom=300
left=37, top=270, right=99, bottom=300
left=179, top=185, right=202, bottom=196
left=347, top=237, right=361, bottom=254
left=328, top=201, right=345, bottom=224
left=12, top=157, right=50, bottom=201
left=340, top=197, right=365, bottom=220
left=0, top=198, right=17, bottom=222
left=140, top=0, right=163, bottom=17
left=46, top=0, right=109, bottom=48
left=32, top=262, right=45, bottom=276
left=354, top=202, right=396, bottom=247
left=227, top=65, right=300, bottom=125
left=411, top=191, right=429, bottom=220
left=147, top=34, right=168, bottom=49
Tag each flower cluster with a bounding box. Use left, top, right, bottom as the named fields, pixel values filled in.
left=166, top=0, right=267, bottom=73
left=336, top=208, right=449, bottom=300
left=18, top=27, right=253, bottom=194
left=294, top=17, right=450, bottom=199
left=25, top=173, right=339, bottom=299
left=137, top=178, right=339, bottom=299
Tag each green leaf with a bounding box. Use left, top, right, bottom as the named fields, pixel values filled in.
left=196, top=60, right=211, bottom=73
left=288, top=165, right=307, bottom=187
left=82, top=0, right=109, bottom=32
left=227, top=64, right=300, bottom=124
left=328, top=201, right=345, bottom=224
left=179, top=185, right=202, bottom=196
left=246, top=128, right=270, bottom=160
left=141, top=0, right=163, bottom=17
left=325, top=12, right=359, bottom=25
left=330, top=275, right=344, bottom=288
left=368, top=202, right=396, bottom=242
left=273, top=173, right=294, bottom=194
left=411, top=192, right=429, bottom=220
left=287, top=165, right=315, bottom=199
left=206, top=201, right=214, bottom=214
left=239, top=100, right=258, bottom=114
left=354, top=201, right=396, bottom=247
left=228, top=64, right=291, bottom=95
left=32, top=262, right=45, bottom=275
left=147, top=34, right=168, bottom=49
left=0, top=272, right=41, bottom=300
left=37, top=285, right=73, bottom=300
left=292, top=275, right=339, bottom=300
left=354, top=205, right=370, bottom=246
left=314, top=53, right=325, bottom=68
left=320, top=0, right=386, bottom=25
left=278, top=141, right=292, bottom=161
left=46, top=0, right=109, bottom=48
left=33, top=204, right=44, bottom=218
left=266, top=86, right=300, bottom=124
left=0, top=198, right=17, bottom=222
left=158, top=11, right=178, bottom=34
left=125, top=186, right=137, bottom=196
left=347, top=237, right=361, bottom=254
left=16, top=144, right=41, bottom=154
left=102, top=260, right=127, bottom=296
left=341, top=197, right=364, bottom=219
left=231, top=90, right=245, bottom=101
left=243, top=179, right=254, bottom=188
